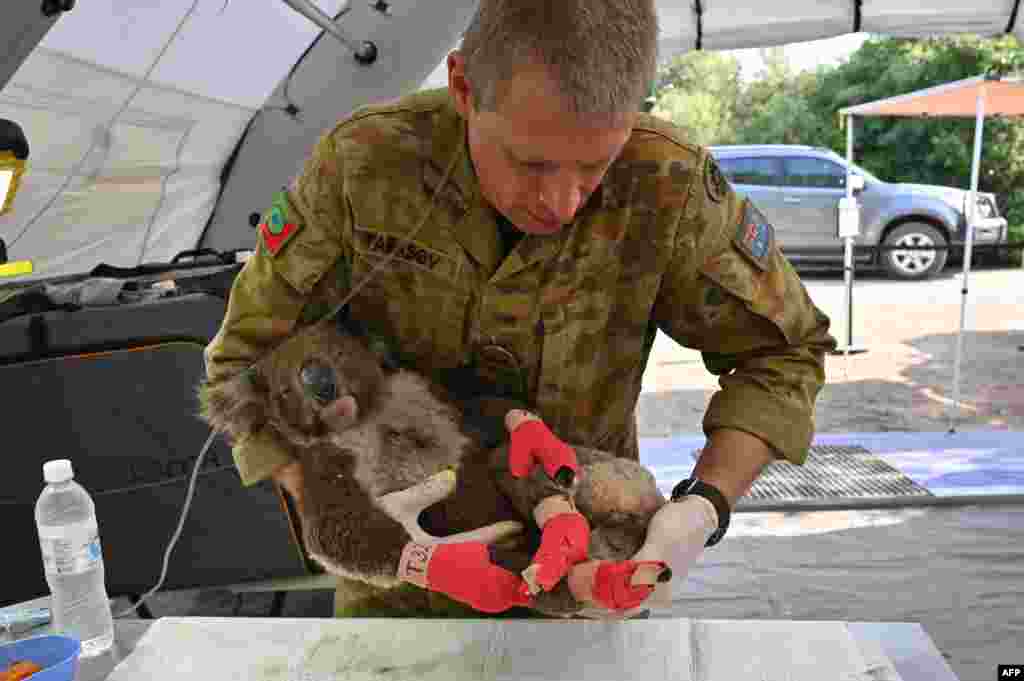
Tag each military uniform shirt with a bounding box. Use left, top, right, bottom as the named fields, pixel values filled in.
left=204, top=87, right=837, bottom=489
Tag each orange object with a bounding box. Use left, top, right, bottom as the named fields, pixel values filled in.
left=1, top=660, right=44, bottom=680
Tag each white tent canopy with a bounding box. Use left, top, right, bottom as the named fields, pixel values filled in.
left=1, top=1, right=1023, bottom=281
left=837, top=73, right=1024, bottom=429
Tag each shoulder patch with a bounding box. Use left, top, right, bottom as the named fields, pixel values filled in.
left=703, top=155, right=728, bottom=203
left=260, top=190, right=302, bottom=256
left=733, top=200, right=774, bottom=271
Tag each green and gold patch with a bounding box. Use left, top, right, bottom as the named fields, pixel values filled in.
left=260, top=190, right=302, bottom=256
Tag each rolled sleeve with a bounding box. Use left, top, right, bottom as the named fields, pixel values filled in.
left=653, top=148, right=837, bottom=465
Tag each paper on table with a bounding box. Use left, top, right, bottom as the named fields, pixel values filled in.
left=106, top=617, right=894, bottom=681
left=851, top=630, right=905, bottom=681
left=694, top=620, right=873, bottom=680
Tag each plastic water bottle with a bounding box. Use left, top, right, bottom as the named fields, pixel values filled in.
left=35, top=459, right=115, bottom=657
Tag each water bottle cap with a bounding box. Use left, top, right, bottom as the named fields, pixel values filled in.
left=43, top=459, right=74, bottom=483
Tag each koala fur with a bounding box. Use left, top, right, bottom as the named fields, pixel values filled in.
left=198, top=318, right=666, bottom=617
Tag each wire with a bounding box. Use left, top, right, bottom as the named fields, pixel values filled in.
left=113, top=429, right=217, bottom=619
left=7, top=0, right=203, bottom=251
left=135, top=121, right=196, bottom=266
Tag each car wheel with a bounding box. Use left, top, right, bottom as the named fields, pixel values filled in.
left=880, top=222, right=948, bottom=280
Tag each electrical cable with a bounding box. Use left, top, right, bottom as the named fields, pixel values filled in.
left=113, top=430, right=216, bottom=618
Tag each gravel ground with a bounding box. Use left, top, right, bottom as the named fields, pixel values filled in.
left=638, top=262, right=1024, bottom=437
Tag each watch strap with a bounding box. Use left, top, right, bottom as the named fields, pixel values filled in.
left=670, top=477, right=731, bottom=547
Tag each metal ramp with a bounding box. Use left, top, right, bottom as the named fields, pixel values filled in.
left=733, top=444, right=934, bottom=511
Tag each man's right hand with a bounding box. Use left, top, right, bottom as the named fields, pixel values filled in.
left=272, top=460, right=305, bottom=516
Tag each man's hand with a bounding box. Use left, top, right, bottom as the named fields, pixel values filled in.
left=630, top=495, right=718, bottom=585
left=272, top=460, right=305, bottom=516
left=567, top=495, right=717, bottom=619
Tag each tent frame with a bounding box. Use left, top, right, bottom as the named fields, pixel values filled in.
left=838, top=73, right=1023, bottom=432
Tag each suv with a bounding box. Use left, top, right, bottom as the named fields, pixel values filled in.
left=709, top=145, right=1010, bottom=280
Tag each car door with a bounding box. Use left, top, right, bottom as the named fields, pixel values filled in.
left=779, top=156, right=847, bottom=258
left=715, top=156, right=791, bottom=245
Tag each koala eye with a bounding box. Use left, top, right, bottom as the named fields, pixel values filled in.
left=299, top=360, right=337, bottom=404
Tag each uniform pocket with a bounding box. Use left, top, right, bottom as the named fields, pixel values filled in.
left=534, top=259, right=660, bottom=446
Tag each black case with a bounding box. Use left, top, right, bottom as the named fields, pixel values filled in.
left=0, top=268, right=311, bottom=607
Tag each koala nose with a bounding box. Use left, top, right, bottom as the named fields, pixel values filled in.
left=300, top=360, right=338, bottom=404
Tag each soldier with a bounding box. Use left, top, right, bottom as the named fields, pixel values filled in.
left=204, top=0, right=838, bottom=617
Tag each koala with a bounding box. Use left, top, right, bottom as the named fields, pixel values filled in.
left=198, top=318, right=666, bottom=617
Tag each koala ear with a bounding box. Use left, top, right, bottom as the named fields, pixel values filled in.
left=197, top=366, right=270, bottom=441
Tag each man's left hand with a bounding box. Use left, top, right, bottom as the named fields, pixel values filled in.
left=630, top=494, right=718, bottom=584
left=572, top=495, right=718, bottom=618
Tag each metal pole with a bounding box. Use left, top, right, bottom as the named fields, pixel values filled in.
left=280, top=0, right=378, bottom=64
left=948, top=85, right=986, bottom=433
left=845, top=117, right=854, bottom=352
left=832, top=114, right=867, bottom=357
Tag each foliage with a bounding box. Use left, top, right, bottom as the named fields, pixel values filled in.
left=650, top=35, right=1024, bottom=228
left=651, top=50, right=741, bottom=145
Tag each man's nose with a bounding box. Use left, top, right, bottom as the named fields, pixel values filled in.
left=538, top=176, right=584, bottom=224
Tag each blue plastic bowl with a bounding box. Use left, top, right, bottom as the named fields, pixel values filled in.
left=0, top=635, right=81, bottom=681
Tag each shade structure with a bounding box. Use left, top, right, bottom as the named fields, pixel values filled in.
left=840, top=74, right=1024, bottom=117
left=838, top=72, right=1024, bottom=430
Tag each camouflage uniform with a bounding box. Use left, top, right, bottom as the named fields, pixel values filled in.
left=204, top=87, right=837, bottom=616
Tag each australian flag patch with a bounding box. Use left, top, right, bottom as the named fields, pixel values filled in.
left=734, top=199, right=774, bottom=271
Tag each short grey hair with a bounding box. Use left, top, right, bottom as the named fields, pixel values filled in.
left=459, top=0, right=659, bottom=118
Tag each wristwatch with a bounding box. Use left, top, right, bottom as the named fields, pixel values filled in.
left=670, top=477, right=731, bottom=547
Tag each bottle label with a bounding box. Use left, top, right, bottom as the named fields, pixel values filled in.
left=38, top=518, right=103, bottom=575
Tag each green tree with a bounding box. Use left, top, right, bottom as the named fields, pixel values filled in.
left=808, top=35, right=1024, bottom=229
left=650, top=51, right=741, bottom=144
left=650, top=34, right=1024, bottom=238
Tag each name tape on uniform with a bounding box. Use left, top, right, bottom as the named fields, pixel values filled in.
left=353, top=225, right=461, bottom=281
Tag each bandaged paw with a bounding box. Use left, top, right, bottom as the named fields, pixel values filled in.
left=566, top=559, right=671, bottom=611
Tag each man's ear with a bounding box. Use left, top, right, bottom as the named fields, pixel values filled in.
left=197, top=367, right=270, bottom=441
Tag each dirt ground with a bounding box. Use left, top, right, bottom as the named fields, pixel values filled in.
left=636, top=263, right=1024, bottom=437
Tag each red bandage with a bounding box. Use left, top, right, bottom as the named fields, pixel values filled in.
left=591, top=561, right=667, bottom=611
left=399, top=542, right=532, bottom=613
left=509, top=420, right=578, bottom=481
left=525, top=513, right=590, bottom=593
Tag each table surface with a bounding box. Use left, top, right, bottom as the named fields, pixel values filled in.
left=2, top=597, right=961, bottom=681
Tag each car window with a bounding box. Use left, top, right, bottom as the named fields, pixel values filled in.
left=782, top=157, right=847, bottom=189
left=716, top=157, right=783, bottom=186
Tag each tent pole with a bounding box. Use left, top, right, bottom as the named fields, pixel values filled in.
left=948, top=85, right=986, bottom=433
